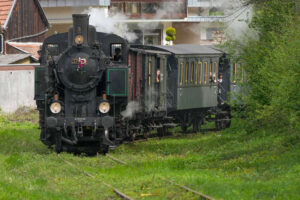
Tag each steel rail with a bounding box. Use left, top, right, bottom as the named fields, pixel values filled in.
left=160, top=177, right=216, bottom=200
left=57, top=154, right=134, bottom=200
left=105, top=155, right=216, bottom=200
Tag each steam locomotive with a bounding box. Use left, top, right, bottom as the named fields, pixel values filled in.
left=35, top=14, right=238, bottom=154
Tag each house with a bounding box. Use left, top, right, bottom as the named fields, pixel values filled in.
left=0, top=0, right=50, bottom=60
left=39, top=0, right=248, bottom=45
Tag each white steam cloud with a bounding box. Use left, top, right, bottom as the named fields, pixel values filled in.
left=87, top=7, right=138, bottom=42
left=121, top=101, right=141, bottom=119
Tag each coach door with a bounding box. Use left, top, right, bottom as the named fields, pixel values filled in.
left=157, top=55, right=167, bottom=111
left=145, top=55, right=156, bottom=112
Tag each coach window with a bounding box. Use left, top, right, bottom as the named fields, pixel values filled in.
left=191, top=62, right=194, bottom=84
left=185, top=62, right=189, bottom=84
left=148, top=58, right=152, bottom=86
left=199, top=61, right=203, bottom=84
left=233, top=63, right=237, bottom=84
left=214, top=61, right=218, bottom=83
left=195, top=62, right=198, bottom=84
left=204, top=62, right=208, bottom=84
left=180, top=62, right=183, bottom=85
left=241, top=64, right=244, bottom=83
left=111, top=44, right=122, bottom=62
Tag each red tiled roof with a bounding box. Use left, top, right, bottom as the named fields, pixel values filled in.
left=0, top=0, right=14, bottom=28
left=6, top=42, right=42, bottom=59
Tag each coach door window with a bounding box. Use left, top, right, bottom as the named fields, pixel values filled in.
left=180, top=62, right=184, bottom=85
left=199, top=61, right=203, bottom=84
left=111, top=44, right=122, bottom=62
left=204, top=62, right=208, bottom=84
left=185, top=62, right=189, bottom=84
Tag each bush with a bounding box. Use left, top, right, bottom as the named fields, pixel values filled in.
left=225, top=0, right=300, bottom=132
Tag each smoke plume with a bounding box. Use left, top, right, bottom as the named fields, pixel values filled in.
left=87, top=7, right=138, bottom=42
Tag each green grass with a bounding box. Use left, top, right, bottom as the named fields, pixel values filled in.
left=0, top=111, right=299, bottom=200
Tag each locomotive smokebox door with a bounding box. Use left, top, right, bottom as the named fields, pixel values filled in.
left=107, top=68, right=128, bottom=96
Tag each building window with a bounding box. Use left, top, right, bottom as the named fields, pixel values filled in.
left=180, top=62, right=183, bottom=86
left=0, top=34, right=3, bottom=54
left=206, top=28, right=221, bottom=40
left=110, top=3, right=124, bottom=14
left=142, top=3, right=158, bottom=14
left=126, top=2, right=140, bottom=15
left=185, top=62, right=189, bottom=84
left=144, top=34, right=159, bottom=45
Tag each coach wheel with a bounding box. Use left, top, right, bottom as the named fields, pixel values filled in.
left=40, top=128, right=54, bottom=146
left=158, top=127, right=167, bottom=137
left=192, top=120, right=201, bottom=133
left=181, top=124, right=188, bottom=133
left=143, top=129, right=150, bottom=139
left=224, top=113, right=231, bottom=128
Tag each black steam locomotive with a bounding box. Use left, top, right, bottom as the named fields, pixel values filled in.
left=35, top=14, right=240, bottom=154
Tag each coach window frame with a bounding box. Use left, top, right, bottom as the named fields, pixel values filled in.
left=199, top=60, right=203, bottom=85
left=190, top=60, right=194, bottom=84
left=185, top=61, right=189, bottom=85
left=194, top=60, right=198, bottom=85
left=179, top=61, right=184, bottom=86
left=204, top=61, right=208, bottom=84
left=214, top=61, right=218, bottom=83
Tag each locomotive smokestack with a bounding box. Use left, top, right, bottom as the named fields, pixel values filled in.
left=69, top=14, right=90, bottom=46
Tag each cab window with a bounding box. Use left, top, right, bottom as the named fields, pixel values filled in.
left=111, top=44, right=122, bottom=62
left=46, top=44, right=59, bottom=59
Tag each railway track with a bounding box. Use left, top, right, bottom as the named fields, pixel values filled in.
left=57, top=154, right=134, bottom=200
left=105, top=154, right=216, bottom=200
left=124, top=128, right=217, bottom=144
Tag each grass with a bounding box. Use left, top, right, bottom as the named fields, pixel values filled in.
left=0, top=109, right=299, bottom=200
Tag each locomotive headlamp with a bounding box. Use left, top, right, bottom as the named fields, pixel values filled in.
left=75, top=35, right=84, bottom=45
left=99, top=102, right=110, bottom=114
left=50, top=102, right=62, bottom=114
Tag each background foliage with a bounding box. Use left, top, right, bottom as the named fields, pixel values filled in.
left=226, top=0, right=300, bottom=132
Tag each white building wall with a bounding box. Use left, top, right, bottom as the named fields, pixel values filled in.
left=0, top=69, right=36, bottom=113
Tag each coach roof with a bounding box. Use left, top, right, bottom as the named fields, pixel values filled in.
left=131, top=44, right=223, bottom=55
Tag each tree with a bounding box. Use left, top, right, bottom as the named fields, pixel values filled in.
left=165, top=27, right=176, bottom=45
left=225, top=0, right=300, bottom=131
